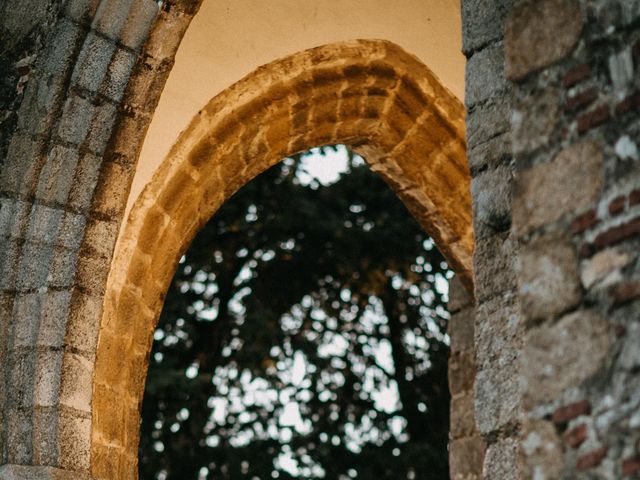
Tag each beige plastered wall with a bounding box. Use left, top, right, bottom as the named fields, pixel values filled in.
left=125, top=0, right=465, bottom=221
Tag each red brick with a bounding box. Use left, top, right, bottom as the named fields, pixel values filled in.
left=563, top=424, right=588, bottom=448
left=615, top=91, right=640, bottom=116
left=571, top=209, right=599, bottom=234
left=609, top=196, right=626, bottom=216
left=609, top=281, right=640, bottom=306
left=593, top=217, right=640, bottom=249
left=564, top=87, right=598, bottom=112
left=630, top=189, right=640, bottom=207
left=577, top=447, right=608, bottom=470
left=563, top=64, right=592, bottom=88
left=552, top=400, right=591, bottom=425
left=622, top=456, right=640, bottom=476
left=577, top=105, right=611, bottom=134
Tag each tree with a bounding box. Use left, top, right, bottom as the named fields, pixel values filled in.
left=139, top=146, right=452, bottom=479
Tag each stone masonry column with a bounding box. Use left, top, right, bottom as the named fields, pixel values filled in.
left=461, top=0, right=524, bottom=477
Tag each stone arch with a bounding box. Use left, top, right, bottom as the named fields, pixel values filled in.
left=92, top=39, right=471, bottom=477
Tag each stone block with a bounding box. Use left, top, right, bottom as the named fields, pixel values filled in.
left=81, top=218, right=118, bottom=260
left=65, top=290, right=102, bottom=355
left=101, top=47, right=137, bottom=102
left=39, top=290, right=72, bottom=348
left=451, top=390, right=477, bottom=439
left=461, top=0, right=514, bottom=54
left=520, top=419, right=563, bottom=479
left=0, top=134, right=46, bottom=196
left=619, top=322, right=640, bottom=371
left=86, top=100, right=118, bottom=156
left=483, top=438, right=519, bottom=480
left=34, top=349, right=63, bottom=407
left=511, top=87, right=559, bottom=156
left=523, top=310, right=611, bottom=408
left=473, top=231, right=517, bottom=302
left=68, top=153, right=103, bottom=213
left=468, top=131, right=511, bottom=172
left=58, top=408, right=91, bottom=471
left=71, top=32, right=116, bottom=94
left=13, top=293, right=44, bottom=347
left=475, top=364, right=521, bottom=435
left=55, top=92, right=94, bottom=146
left=472, top=165, right=512, bottom=233
left=0, top=464, right=93, bottom=479
left=466, top=96, right=510, bottom=150
left=518, top=233, right=581, bottom=324
left=120, top=0, right=158, bottom=51
left=450, top=435, right=486, bottom=480
left=35, top=145, right=80, bottom=205
left=75, top=253, right=110, bottom=296
left=475, top=296, right=521, bottom=371
left=26, top=204, right=64, bottom=246
left=580, top=248, right=631, bottom=289
left=8, top=349, right=36, bottom=409
left=513, top=140, right=603, bottom=235
left=0, top=198, right=31, bottom=240
left=48, top=247, right=79, bottom=289
left=449, top=309, right=475, bottom=354
left=90, top=160, right=134, bottom=218
left=449, top=349, right=476, bottom=395
left=92, top=0, right=134, bottom=41
left=16, top=242, right=55, bottom=289
left=0, top=240, right=20, bottom=290
left=64, top=0, right=101, bottom=23
left=448, top=275, right=474, bottom=313
left=465, top=42, right=507, bottom=108
left=57, top=212, right=87, bottom=251
left=5, top=408, right=33, bottom=464
left=32, top=407, right=59, bottom=466
left=17, top=74, right=67, bottom=137
left=60, top=352, right=94, bottom=413
left=38, top=17, right=84, bottom=78
left=505, top=0, right=583, bottom=80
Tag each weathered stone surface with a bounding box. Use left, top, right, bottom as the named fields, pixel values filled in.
left=449, top=309, right=475, bottom=354
left=472, top=165, right=512, bottom=233
left=475, top=361, right=521, bottom=434
left=580, top=248, right=631, bottom=289
left=473, top=231, right=517, bottom=301
left=518, top=233, right=581, bottom=323
left=523, top=310, right=611, bottom=407
left=465, top=42, right=507, bottom=108
left=520, top=419, right=564, bottom=479
left=450, top=435, right=486, bottom=480
left=448, top=275, right=474, bottom=313
left=462, top=0, right=514, bottom=54
left=0, top=464, right=91, bottom=479
left=511, top=88, right=559, bottom=156
left=483, top=438, right=519, bottom=480
left=449, top=349, right=477, bottom=395
left=505, top=0, right=583, bottom=80
left=451, top=390, right=477, bottom=439
left=513, top=141, right=603, bottom=235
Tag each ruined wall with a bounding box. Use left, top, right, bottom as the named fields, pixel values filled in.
left=508, top=0, right=640, bottom=477
left=461, top=0, right=640, bottom=478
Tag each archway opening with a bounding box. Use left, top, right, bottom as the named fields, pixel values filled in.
left=139, top=146, right=452, bottom=479
left=92, top=40, right=471, bottom=479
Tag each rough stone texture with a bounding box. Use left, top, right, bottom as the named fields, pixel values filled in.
left=520, top=420, right=564, bottom=479
left=513, top=140, right=603, bottom=235
left=505, top=0, right=583, bottom=80
left=523, top=310, right=611, bottom=408
left=518, top=233, right=581, bottom=324
left=0, top=0, right=638, bottom=478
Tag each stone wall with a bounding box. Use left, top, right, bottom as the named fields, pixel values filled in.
left=461, top=0, right=524, bottom=477
left=461, top=0, right=640, bottom=478
left=506, top=0, right=640, bottom=477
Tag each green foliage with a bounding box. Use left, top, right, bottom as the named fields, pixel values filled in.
left=139, top=146, right=451, bottom=479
